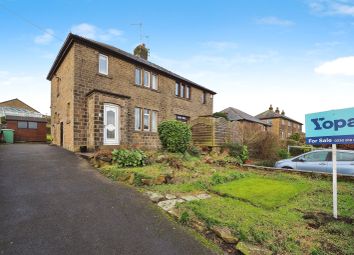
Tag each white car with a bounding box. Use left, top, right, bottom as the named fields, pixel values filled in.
left=274, top=149, right=354, bottom=176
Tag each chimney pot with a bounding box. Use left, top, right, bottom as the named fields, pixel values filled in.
left=134, top=43, right=149, bottom=60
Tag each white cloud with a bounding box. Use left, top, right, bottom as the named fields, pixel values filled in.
left=202, top=41, right=238, bottom=51
left=71, top=23, right=123, bottom=41
left=315, top=56, right=354, bottom=76
left=308, top=0, right=354, bottom=16
left=256, top=16, right=295, bottom=26
left=34, top=29, right=54, bottom=45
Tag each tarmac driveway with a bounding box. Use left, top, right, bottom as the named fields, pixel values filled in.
left=0, top=144, right=214, bottom=255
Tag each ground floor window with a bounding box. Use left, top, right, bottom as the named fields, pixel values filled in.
left=28, top=122, right=38, bottom=129
left=135, top=107, right=158, bottom=132
left=18, top=121, right=27, bottom=128
left=17, top=121, right=38, bottom=129
left=176, top=114, right=190, bottom=123
left=135, top=107, right=142, bottom=130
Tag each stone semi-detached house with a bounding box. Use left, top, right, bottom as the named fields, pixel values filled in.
left=47, top=33, right=216, bottom=152
left=256, top=105, right=303, bottom=140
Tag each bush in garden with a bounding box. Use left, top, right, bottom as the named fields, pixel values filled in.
left=187, top=145, right=202, bottom=157
left=222, top=143, right=249, bottom=164
left=112, top=149, right=147, bottom=167
left=277, top=148, right=290, bottom=159
left=158, top=120, right=192, bottom=153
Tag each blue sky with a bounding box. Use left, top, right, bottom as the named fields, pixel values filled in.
left=0, top=0, right=354, bottom=125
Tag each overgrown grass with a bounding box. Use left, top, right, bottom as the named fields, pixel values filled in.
left=99, top=153, right=354, bottom=254
left=180, top=175, right=354, bottom=255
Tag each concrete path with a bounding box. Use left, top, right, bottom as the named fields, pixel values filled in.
left=0, top=144, right=214, bottom=255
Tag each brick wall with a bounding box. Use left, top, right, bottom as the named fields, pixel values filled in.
left=7, top=120, right=46, bottom=142
left=50, top=46, right=75, bottom=150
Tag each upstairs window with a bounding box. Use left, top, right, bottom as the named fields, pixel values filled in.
left=186, top=86, right=190, bottom=99
left=175, top=82, right=180, bottom=96
left=144, top=70, right=150, bottom=88
left=202, top=91, right=207, bottom=104
left=99, top=54, right=108, bottom=75
left=135, top=68, right=142, bottom=85
left=151, top=74, right=158, bottom=90
left=180, top=84, right=185, bottom=98
left=175, top=82, right=191, bottom=99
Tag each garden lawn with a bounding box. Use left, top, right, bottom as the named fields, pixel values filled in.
left=211, top=176, right=310, bottom=209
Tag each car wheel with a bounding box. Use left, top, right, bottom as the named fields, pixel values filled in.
left=282, top=166, right=293, bottom=169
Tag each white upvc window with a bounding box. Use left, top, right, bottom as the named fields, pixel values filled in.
left=143, top=109, right=150, bottom=131
left=135, top=107, right=142, bottom=131
left=180, top=84, right=185, bottom=98
left=135, top=68, right=142, bottom=85
left=186, top=86, right=190, bottom=99
left=175, top=82, right=179, bottom=96
left=144, top=71, right=150, bottom=87
left=151, top=74, right=158, bottom=90
left=151, top=111, right=158, bottom=132
left=99, top=54, right=108, bottom=75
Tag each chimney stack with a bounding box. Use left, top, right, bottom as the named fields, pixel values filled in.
left=134, top=43, right=149, bottom=60
left=269, top=104, right=273, bottom=111
left=275, top=107, right=280, bottom=114
left=281, top=110, right=285, bottom=115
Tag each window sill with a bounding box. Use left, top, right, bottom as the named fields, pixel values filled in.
left=134, top=84, right=160, bottom=93
left=133, top=130, right=158, bottom=134
left=175, top=96, right=191, bottom=101
left=97, top=73, right=113, bottom=79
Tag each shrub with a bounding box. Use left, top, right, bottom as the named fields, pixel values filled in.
left=179, top=211, right=190, bottom=224
left=112, top=149, right=147, bottom=167
left=212, top=112, right=229, bottom=120
left=211, top=172, right=246, bottom=185
left=158, top=120, right=192, bottom=153
left=222, top=143, right=249, bottom=164
left=277, top=148, right=290, bottom=159
left=250, top=132, right=280, bottom=161
left=289, top=132, right=300, bottom=141
left=187, top=146, right=202, bottom=157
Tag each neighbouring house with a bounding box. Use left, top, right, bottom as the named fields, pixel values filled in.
left=47, top=33, right=216, bottom=152
left=220, top=107, right=270, bottom=143
left=0, top=98, right=39, bottom=112
left=190, top=107, right=270, bottom=147
left=256, top=105, right=303, bottom=140
left=0, top=99, right=47, bottom=142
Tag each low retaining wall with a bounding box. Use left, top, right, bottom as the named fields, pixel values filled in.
left=242, top=164, right=354, bottom=181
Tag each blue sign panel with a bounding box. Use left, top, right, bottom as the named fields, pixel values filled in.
left=305, top=107, right=354, bottom=145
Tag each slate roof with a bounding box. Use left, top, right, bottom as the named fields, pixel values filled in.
left=47, top=33, right=216, bottom=95
left=256, top=109, right=303, bottom=125
left=220, top=107, right=271, bottom=126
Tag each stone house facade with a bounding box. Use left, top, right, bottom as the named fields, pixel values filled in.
left=256, top=105, right=303, bottom=140
left=47, top=33, right=216, bottom=152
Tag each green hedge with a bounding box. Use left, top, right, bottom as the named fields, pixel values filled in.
left=158, top=120, right=192, bottom=153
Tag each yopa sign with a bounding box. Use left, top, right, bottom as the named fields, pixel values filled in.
left=305, top=106, right=354, bottom=219
left=305, top=107, right=354, bottom=145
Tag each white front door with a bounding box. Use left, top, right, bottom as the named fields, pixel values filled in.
left=103, top=104, right=119, bottom=145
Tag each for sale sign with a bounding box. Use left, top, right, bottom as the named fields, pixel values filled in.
left=305, top=107, right=354, bottom=145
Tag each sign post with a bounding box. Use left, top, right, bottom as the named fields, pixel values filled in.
left=305, top=107, right=354, bottom=219
left=332, top=144, right=337, bottom=219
